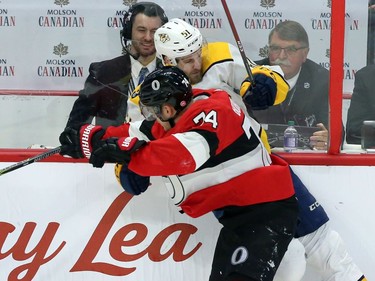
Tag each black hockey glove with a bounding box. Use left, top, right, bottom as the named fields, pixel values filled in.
left=90, top=137, right=146, bottom=168
left=114, top=163, right=150, bottom=195
left=59, top=127, right=83, bottom=158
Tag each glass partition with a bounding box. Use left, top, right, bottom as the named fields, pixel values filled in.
left=0, top=0, right=373, bottom=159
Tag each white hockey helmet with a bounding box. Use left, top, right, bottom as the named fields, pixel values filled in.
left=154, top=18, right=203, bottom=66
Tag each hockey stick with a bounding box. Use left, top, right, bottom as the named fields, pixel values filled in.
left=221, top=0, right=254, bottom=83
left=0, top=146, right=61, bottom=176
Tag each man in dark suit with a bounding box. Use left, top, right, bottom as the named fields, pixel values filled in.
left=253, top=20, right=330, bottom=150
left=346, top=64, right=375, bottom=144
left=59, top=2, right=168, bottom=158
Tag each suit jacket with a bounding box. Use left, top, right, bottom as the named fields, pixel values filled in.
left=66, top=54, right=163, bottom=129
left=252, top=58, right=329, bottom=128
left=346, top=64, right=375, bottom=144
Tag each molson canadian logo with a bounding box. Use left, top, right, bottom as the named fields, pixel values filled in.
left=258, top=45, right=269, bottom=58
left=0, top=6, right=16, bottom=26
left=244, top=0, right=286, bottom=30
left=38, top=0, right=84, bottom=27
left=107, top=0, right=137, bottom=28
left=37, top=43, right=84, bottom=77
left=0, top=58, right=15, bottom=76
left=311, top=0, right=359, bottom=31
left=320, top=49, right=357, bottom=80
left=260, top=0, right=275, bottom=10
left=343, top=62, right=357, bottom=80
left=181, top=0, right=223, bottom=29
left=192, top=0, right=207, bottom=9
left=123, top=0, right=137, bottom=6
left=312, top=12, right=360, bottom=31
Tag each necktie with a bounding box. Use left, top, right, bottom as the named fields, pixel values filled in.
left=138, top=67, right=149, bottom=85
left=126, top=67, right=149, bottom=123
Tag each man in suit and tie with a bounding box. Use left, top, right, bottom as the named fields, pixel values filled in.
left=253, top=20, right=330, bottom=150
left=59, top=2, right=168, bottom=158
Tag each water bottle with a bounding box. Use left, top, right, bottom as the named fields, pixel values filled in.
left=284, top=121, right=298, bottom=152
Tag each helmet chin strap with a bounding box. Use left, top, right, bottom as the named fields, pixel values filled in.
left=158, top=115, right=176, bottom=128
left=167, top=109, right=185, bottom=128
left=159, top=110, right=178, bottom=128
left=168, top=118, right=176, bottom=128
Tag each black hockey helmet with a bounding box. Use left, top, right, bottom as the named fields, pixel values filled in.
left=139, top=66, right=192, bottom=121
left=120, top=2, right=168, bottom=48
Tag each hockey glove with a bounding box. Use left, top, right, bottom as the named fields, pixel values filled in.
left=115, top=163, right=150, bottom=195
left=90, top=136, right=146, bottom=168
left=79, top=124, right=105, bottom=159
left=240, top=65, right=289, bottom=110
left=59, top=127, right=83, bottom=158
left=59, top=124, right=105, bottom=159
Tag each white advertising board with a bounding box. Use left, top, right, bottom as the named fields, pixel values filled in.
left=0, top=162, right=374, bottom=280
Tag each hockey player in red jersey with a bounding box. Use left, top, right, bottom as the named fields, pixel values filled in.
left=148, top=19, right=366, bottom=281
left=59, top=18, right=366, bottom=281
left=68, top=66, right=299, bottom=281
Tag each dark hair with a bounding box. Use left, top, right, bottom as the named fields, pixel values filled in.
left=269, top=20, right=309, bottom=47
left=121, top=2, right=168, bottom=47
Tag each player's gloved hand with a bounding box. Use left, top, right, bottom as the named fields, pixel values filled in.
left=79, top=124, right=106, bottom=159
left=241, top=74, right=276, bottom=110
left=115, top=163, right=150, bottom=195
left=59, top=127, right=83, bottom=158
left=59, top=124, right=105, bottom=159
left=90, top=136, right=146, bottom=168
left=240, top=65, right=289, bottom=110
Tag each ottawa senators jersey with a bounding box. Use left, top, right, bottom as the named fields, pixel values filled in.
left=126, top=42, right=285, bottom=152
left=105, top=88, right=294, bottom=218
